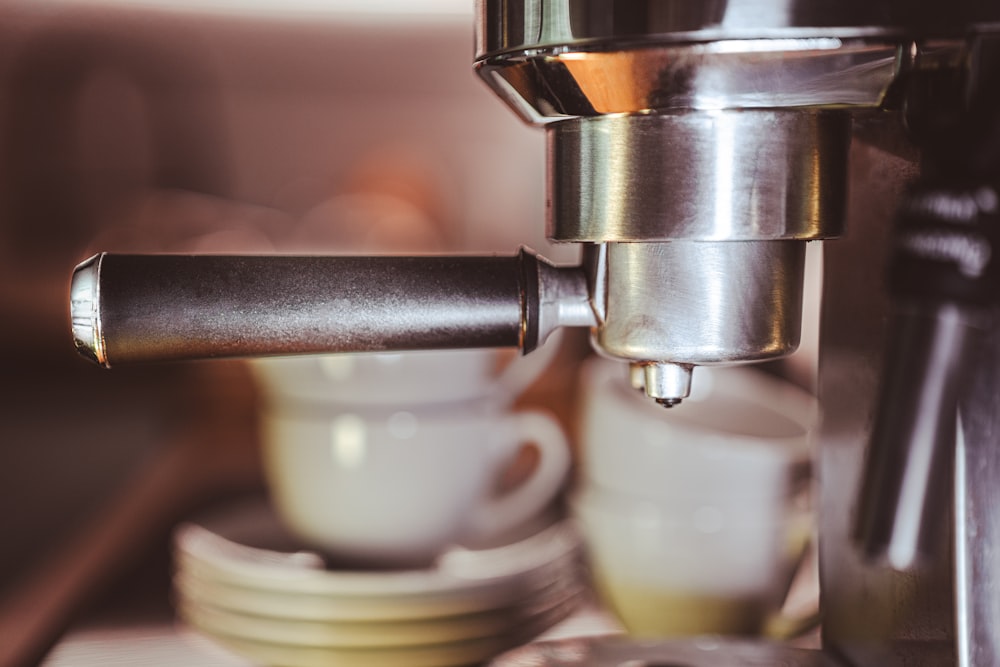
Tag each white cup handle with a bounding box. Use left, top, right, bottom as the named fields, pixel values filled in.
left=466, top=410, right=570, bottom=540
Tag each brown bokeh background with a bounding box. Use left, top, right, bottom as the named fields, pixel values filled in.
left=0, top=3, right=587, bottom=664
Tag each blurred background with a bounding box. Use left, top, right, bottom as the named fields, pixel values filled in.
left=0, top=1, right=579, bottom=662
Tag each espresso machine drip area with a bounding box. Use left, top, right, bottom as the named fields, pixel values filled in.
left=66, top=1, right=1000, bottom=665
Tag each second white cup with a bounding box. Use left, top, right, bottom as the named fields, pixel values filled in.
left=573, top=357, right=819, bottom=638
left=262, top=400, right=570, bottom=568
left=579, top=357, right=817, bottom=502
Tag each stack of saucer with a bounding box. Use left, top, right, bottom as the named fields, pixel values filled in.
left=173, top=498, right=585, bottom=667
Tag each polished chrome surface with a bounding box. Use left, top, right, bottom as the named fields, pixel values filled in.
left=548, top=111, right=849, bottom=242
left=533, top=256, right=596, bottom=350
left=70, top=250, right=595, bottom=366
left=478, top=40, right=905, bottom=124
left=69, top=254, right=105, bottom=366
left=856, top=304, right=982, bottom=570
left=642, top=361, right=693, bottom=403
left=955, top=321, right=1000, bottom=667
left=594, top=240, right=805, bottom=367
left=843, top=33, right=1000, bottom=664
left=955, top=418, right=972, bottom=667
left=855, top=305, right=976, bottom=568
left=820, top=139, right=957, bottom=667
left=476, top=0, right=1000, bottom=58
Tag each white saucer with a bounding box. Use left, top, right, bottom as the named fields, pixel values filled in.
left=193, top=595, right=579, bottom=667
left=175, top=562, right=582, bottom=624
left=176, top=518, right=578, bottom=590
left=172, top=497, right=585, bottom=665
left=178, top=588, right=584, bottom=653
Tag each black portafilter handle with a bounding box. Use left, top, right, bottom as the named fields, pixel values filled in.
left=68, top=249, right=593, bottom=367
left=854, top=178, right=999, bottom=569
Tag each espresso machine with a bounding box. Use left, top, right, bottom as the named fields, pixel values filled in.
left=67, top=1, right=1000, bottom=665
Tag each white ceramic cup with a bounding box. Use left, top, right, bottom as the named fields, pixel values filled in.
left=573, top=357, right=818, bottom=638
left=571, top=483, right=813, bottom=638
left=262, top=400, right=570, bottom=568
left=579, top=357, right=817, bottom=503
left=252, top=334, right=561, bottom=409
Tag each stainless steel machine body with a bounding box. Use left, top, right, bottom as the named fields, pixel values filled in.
left=477, top=20, right=864, bottom=400
left=67, top=1, right=1000, bottom=665
left=472, top=7, right=1000, bottom=662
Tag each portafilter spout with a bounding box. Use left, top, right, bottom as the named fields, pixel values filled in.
left=69, top=249, right=594, bottom=367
